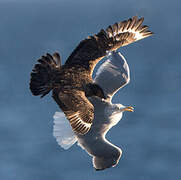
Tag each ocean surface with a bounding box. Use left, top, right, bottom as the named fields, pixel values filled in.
left=0, top=0, right=180, bottom=179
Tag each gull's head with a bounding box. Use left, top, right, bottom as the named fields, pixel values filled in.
left=107, top=104, right=134, bottom=126
left=116, top=104, right=134, bottom=113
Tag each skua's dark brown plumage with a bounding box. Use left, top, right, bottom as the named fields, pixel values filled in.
left=30, top=16, right=153, bottom=135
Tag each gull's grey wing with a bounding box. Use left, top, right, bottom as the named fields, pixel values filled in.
left=94, top=51, right=130, bottom=99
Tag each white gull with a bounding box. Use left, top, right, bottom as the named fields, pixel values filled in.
left=53, top=51, right=133, bottom=170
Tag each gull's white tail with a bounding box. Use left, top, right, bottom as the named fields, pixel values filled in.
left=53, top=112, right=77, bottom=150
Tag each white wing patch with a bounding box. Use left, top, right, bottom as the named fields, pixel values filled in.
left=53, top=112, right=77, bottom=150
left=117, top=26, right=144, bottom=41
left=107, top=16, right=152, bottom=43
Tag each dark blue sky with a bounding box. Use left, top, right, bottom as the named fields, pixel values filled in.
left=0, top=0, right=181, bottom=180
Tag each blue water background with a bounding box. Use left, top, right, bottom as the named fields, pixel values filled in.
left=0, top=0, right=180, bottom=179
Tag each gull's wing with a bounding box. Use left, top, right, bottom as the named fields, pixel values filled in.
left=65, top=16, right=152, bottom=75
left=94, top=51, right=130, bottom=99
left=53, top=112, right=77, bottom=150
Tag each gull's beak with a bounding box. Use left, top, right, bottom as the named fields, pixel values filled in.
left=123, top=106, right=134, bottom=112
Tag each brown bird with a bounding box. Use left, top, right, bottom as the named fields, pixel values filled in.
left=30, top=16, right=153, bottom=135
